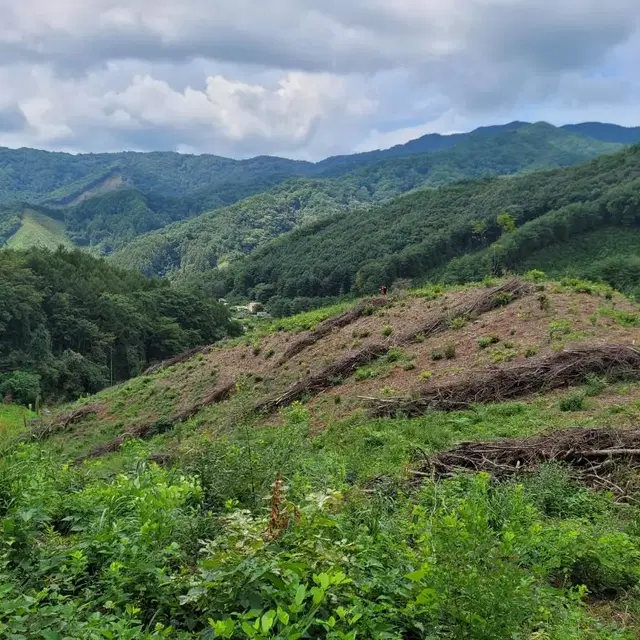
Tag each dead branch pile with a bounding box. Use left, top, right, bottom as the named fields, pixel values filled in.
left=399, top=278, right=534, bottom=344
left=142, top=345, right=211, bottom=376
left=255, top=344, right=388, bottom=414
left=370, top=345, right=640, bottom=417
left=75, top=381, right=236, bottom=462
left=27, top=403, right=105, bottom=441
left=57, top=403, right=104, bottom=427
left=276, top=297, right=388, bottom=365
left=411, top=428, right=640, bottom=496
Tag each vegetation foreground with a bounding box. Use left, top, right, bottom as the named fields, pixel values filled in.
left=2, top=277, right=640, bottom=639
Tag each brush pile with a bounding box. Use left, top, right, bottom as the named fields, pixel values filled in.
left=411, top=427, right=640, bottom=498
left=371, top=345, right=640, bottom=417
left=256, top=344, right=388, bottom=413
left=277, top=297, right=388, bottom=365
left=142, top=345, right=211, bottom=375
left=399, top=279, right=534, bottom=344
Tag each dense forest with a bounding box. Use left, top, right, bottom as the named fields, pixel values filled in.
left=0, top=121, right=633, bottom=260
left=224, top=145, right=640, bottom=312
left=0, top=248, right=239, bottom=403
left=109, top=123, right=624, bottom=279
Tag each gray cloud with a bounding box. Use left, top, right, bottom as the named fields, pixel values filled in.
left=0, top=0, right=638, bottom=157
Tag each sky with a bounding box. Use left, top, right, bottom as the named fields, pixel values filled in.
left=0, top=0, right=638, bottom=160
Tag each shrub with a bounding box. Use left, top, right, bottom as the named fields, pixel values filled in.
left=0, top=371, right=41, bottom=406
left=524, top=269, right=546, bottom=282
left=490, top=348, right=518, bottom=363
left=559, top=391, right=586, bottom=412
left=448, top=316, right=467, bottom=330
left=549, top=320, right=571, bottom=340
left=264, top=348, right=275, bottom=359
left=538, top=294, right=551, bottom=311
left=381, top=325, right=393, bottom=337
left=444, top=344, right=457, bottom=360
left=524, top=346, right=539, bottom=358
left=431, top=348, right=444, bottom=361
left=478, top=335, right=500, bottom=349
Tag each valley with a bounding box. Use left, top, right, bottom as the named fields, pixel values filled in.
left=2, top=119, right=640, bottom=639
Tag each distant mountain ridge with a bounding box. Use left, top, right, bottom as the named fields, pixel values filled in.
left=0, top=119, right=637, bottom=258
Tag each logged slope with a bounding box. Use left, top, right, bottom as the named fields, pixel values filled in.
left=5, top=209, right=73, bottom=250
left=5, top=279, right=640, bottom=638
left=228, top=144, right=640, bottom=306
left=112, top=122, right=623, bottom=279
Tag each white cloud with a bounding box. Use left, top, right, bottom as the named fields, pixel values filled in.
left=0, top=0, right=638, bottom=157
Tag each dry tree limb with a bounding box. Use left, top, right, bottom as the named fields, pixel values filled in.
left=142, top=345, right=211, bottom=376
left=370, top=345, right=640, bottom=417
left=256, top=279, right=533, bottom=415
left=255, top=344, right=389, bottom=414
left=412, top=427, right=640, bottom=501
left=277, top=297, right=390, bottom=366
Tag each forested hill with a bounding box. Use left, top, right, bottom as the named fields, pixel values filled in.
left=0, top=120, right=634, bottom=254
left=0, top=247, right=240, bottom=403
left=110, top=122, right=623, bottom=278
left=224, top=144, right=640, bottom=314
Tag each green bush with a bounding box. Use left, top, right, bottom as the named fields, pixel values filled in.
left=0, top=371, right=41, bottom=406
left=559, top=391, right=586, bottom=412
left=381, top=325, right=394, bottom=337
left=444, top=343, right=457, bottom=360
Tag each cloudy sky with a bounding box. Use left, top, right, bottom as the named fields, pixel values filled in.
left=0, top=0, right=638, bottom=159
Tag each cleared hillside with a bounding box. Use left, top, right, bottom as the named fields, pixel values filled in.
left=6, top=277, right=640, bottom=637
left=5, top=209, right=72, bottom=250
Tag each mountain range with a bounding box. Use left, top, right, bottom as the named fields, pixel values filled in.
left=1, top=119, right=640, bottom=310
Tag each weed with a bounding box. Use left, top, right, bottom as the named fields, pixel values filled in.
left=478, top=335, right=500, bottom=349
left=431, top=348, right=445, bottom=361
left=490, top=348, right=518, bottom=364
left=448, top=316, right=468, bottom=330
left=549, top=320, right=572, bottom=341
left=584, top=374, right=606, bottom=397
left=419, top=371, right=433, bottom=380
left=559, top=391, right=586, bottom=412
left=444, top=344, right=457, bottom=360
left=599, top=307, right=640, bottom=327
left=538, top=294, right=551, bottom=311
left=492, top=292, right=515, bottom=306
left=524, top=346, right=539, bottom=358
left=403, top=363, right=416, bottom=371
left=382, top=325, right=394, bottom=337
left=264, top=348, right=275, bottom=359
left=503, top=340, right=515, bottom=349
left=524, top=269, right=546, bottom=282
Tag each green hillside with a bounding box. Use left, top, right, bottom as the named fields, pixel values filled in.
left=4, top=278, right=640, bottom=637
left=5, top=209, right=73, bottom=250
left=111, top=123, right=623, bottom=280
left=111, top=180, right=371, bottom=278
left=226, top=145, right=640, bottom=310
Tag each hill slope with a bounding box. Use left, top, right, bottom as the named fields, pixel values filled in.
left=226, top=144, right=640, bottom=308
left=4, top=278, right=640, bottom=637
left=0, top=120, right=634, bottom=256
left=5, top=209, right=73, bottom=250
left=111, top=123, right=623, bottom=279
